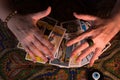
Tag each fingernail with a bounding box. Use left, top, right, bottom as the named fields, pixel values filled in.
left=33, top=61, right=36, bottom=63
left=33, top=59, right=37, bottom=63
left=77, top=60, right=79, bottom=63
left=44, top=58, right=48, bottom=62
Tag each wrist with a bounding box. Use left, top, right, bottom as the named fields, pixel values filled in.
left=103, top=20, right=119, bottom=41
left=112, top=14, right=120, bottom=31
left=104, top=28, right=118, bottom=43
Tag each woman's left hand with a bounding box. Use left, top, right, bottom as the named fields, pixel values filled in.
left=67, top=13, right=120, bottom=67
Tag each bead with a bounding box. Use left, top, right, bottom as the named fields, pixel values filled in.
left=3, top=11, right=17, bottom=28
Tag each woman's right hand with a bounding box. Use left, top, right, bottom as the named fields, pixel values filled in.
left=7, top=7, right=54, bottom=62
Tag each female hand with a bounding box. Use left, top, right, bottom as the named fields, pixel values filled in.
left=7, top=7, right=54, bottom=62
left=67, top=13, right=120, bottom=67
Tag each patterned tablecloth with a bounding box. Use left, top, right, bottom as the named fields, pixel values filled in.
left=0, top=19, right=120, bottom=80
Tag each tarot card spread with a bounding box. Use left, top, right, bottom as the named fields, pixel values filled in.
left=17, top=18, right=111, bottom=68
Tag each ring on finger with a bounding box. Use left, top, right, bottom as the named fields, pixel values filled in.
left=86, top=38, right=94, bottom=47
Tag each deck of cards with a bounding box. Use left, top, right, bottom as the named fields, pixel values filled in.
left=17, top=17, right=111, bottom=68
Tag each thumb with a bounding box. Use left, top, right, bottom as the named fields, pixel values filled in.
left=31, top=6, right=51, bottom=21
left=73, top=12, right=98, bottom=21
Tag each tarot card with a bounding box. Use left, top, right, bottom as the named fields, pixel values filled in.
left=17, top=42, right=24, bottom=50
left=54, top=38, right=66, bottom=58
left=69, top=39, right=90, bottom=67
left=61, top=20, right=81, bottom=33
left=69, top=20, right=90, bottom=67
left=54, top=48, right=59, bottom=58
left=101, top=42, right=111, bottom=53
left=69, top=42, right=81, bottom=67
left=41, top=17, right=58, bottom=26
left=61, top=20, right=82, bottom=40
left=50, top=39, right=67, bottom=67
left=48, top=26, right=66, bottom=57
left=25, top=53, right=46, bottom=64
left=69, top=54, right=81, bottom=68
left=50, top=39, right=74, bottom=68
left=16, top=42, right=47, bottom=63
left=80, top=52, right=94, bottom=67
left=84, top=21, right=92, bottom=27
left=37, top=17, right=58, bottom=39
left=79, top=20, right=89, bottom=32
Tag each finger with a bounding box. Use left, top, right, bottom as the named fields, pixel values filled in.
left=31, top=6, right=51, bottom=21
left=73, top=12, right=97, bottom=21
left=28, top=43, right=48, bottom=62
left=24, top=46, right=36, bottom=63
left=89, top=48, right=102, bottom=67
left=71, top=42, right=89, bottom=58
left=76, top=45, right=96, bottom=62
left=34, top=31, right=54, bottom=50
left=67, top=32, right=92, bottom=46
left=33, top=39, right=54, bottom=59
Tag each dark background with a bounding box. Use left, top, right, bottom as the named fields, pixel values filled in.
left=8, top=0, right=116, bottom=22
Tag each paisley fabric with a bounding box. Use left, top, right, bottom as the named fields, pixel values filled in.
left=0, top=19, right=120, bottom=80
